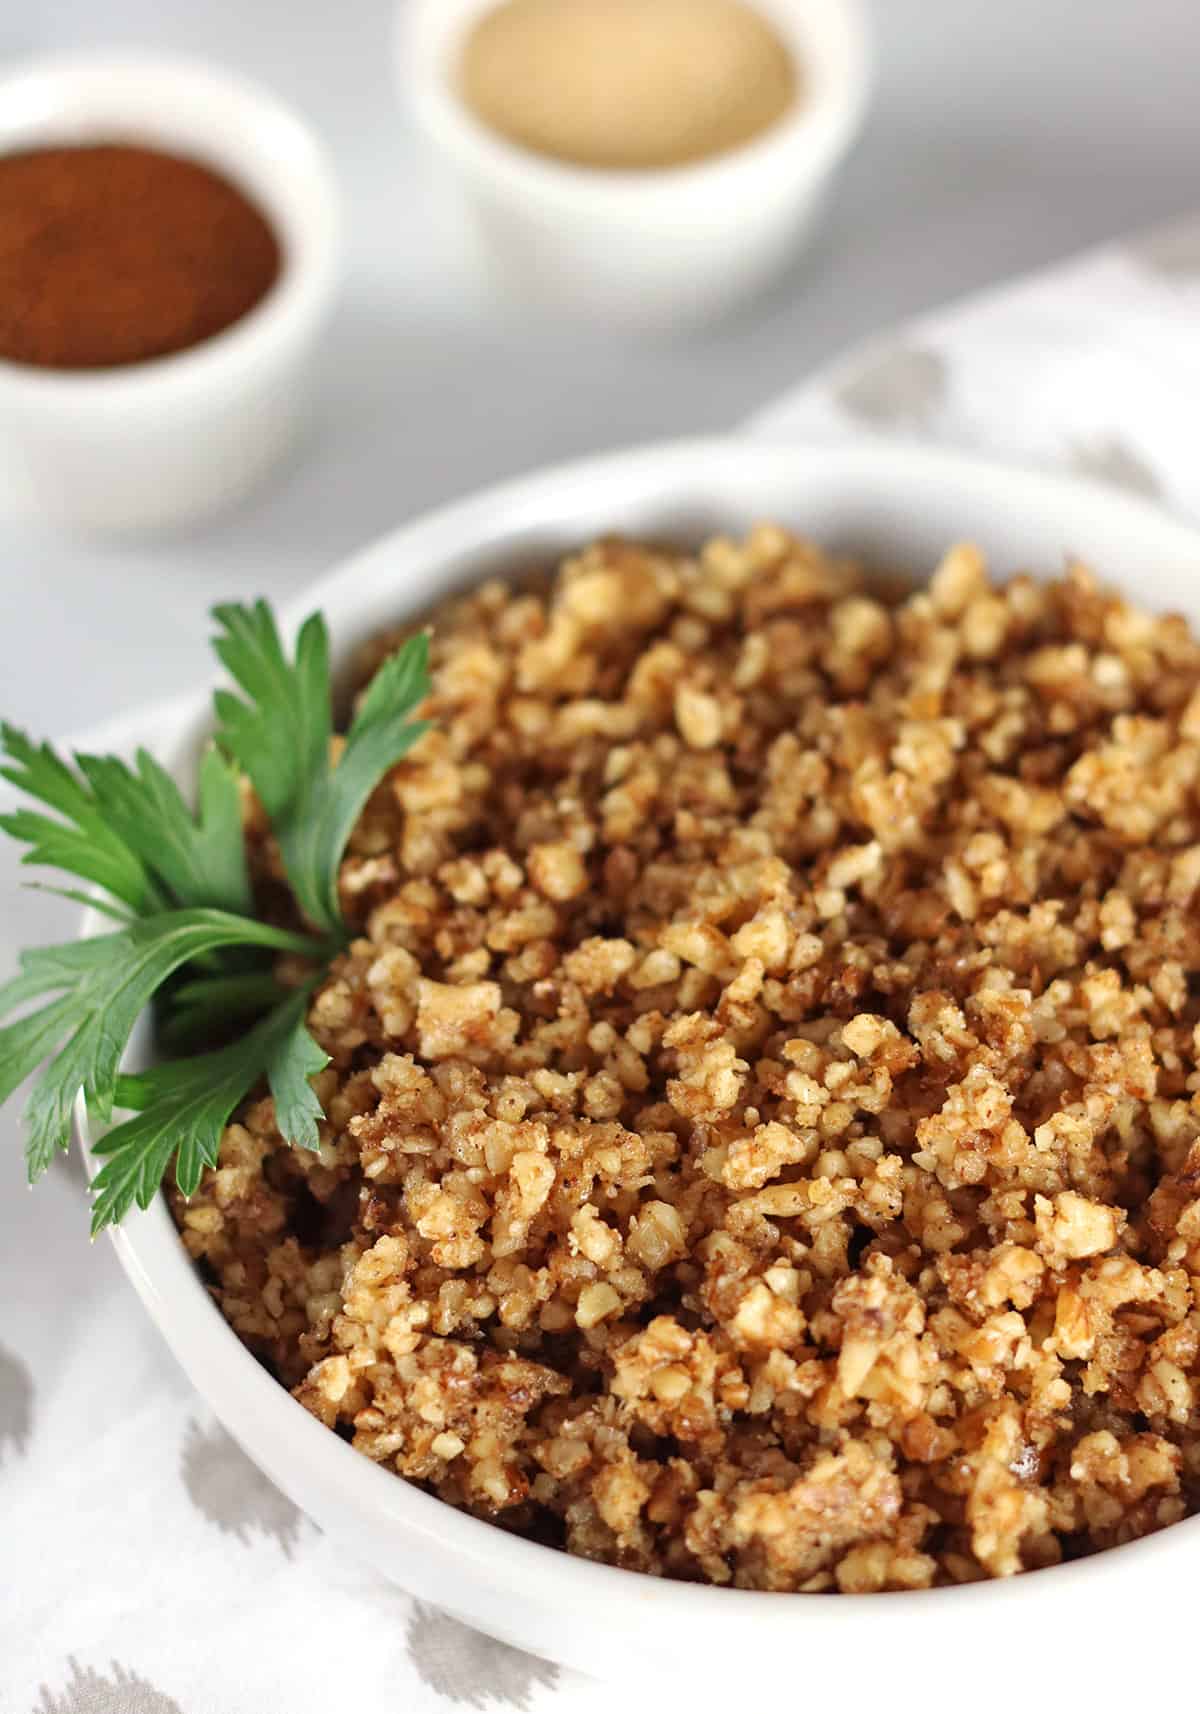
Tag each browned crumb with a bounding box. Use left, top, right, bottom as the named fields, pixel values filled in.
left=171, top=528, right=1200, bottom=1591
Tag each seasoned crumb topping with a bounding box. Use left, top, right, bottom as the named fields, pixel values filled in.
left=172, top=528, right=1200, bottom=1591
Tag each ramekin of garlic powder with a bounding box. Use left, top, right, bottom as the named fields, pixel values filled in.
left=398, top=0, right=872, bottom=331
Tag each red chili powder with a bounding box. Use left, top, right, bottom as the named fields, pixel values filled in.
left=0, top=142, right=282, bottom=370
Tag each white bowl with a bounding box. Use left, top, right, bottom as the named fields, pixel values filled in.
left=80, top=439, right=1200, bottom=1702
left=0, top=52, right=340, bottom=534
left=398, top=0, right=872, bottom=331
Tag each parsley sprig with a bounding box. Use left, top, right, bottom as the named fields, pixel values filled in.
left=0, top=603, right=430, bottom=1234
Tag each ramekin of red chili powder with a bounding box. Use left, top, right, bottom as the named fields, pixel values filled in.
left=0, top=143, right=283, bottom=371
left=0, top=52, right=340, bottom=533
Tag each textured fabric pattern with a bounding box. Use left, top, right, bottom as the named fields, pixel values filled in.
left=749, top=213, right=1200, bottom=519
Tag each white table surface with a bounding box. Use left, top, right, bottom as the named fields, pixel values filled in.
left=5, top=0, right=1200, bottom=740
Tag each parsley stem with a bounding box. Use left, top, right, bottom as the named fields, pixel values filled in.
left=192, top=912, right=334, bottom=962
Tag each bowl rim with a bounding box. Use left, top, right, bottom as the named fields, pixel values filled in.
left=398, top=0, right=874, bottom=213
left=0, top=48, right=340, bottom=403
left=76, top=433, right=1200, bottom=1640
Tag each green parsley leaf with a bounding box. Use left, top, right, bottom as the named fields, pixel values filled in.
left=212, top=606, right=430, bottom=935
left=0, top=723, right=164, bottom=913
left=0, top=597, right=438, bottom=1231
left=158, top=969, right=290, bottom=1051
left=275, top=637, right=432, bottom=936
left=261, top=999, right=330, bottom=1154
left=0, top=726, right=252, bottom=916
left=0, top=909, right=320, bottom=1182
left=211, top=603, right=332, bottom=826
left=92, top=989, right=326, bottom=1233
left=75, top=745, right=252, bottom=915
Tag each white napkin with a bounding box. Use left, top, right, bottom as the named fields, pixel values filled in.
left=5, top=211, right=1200, bottom=1714
left=747, top=213, right=1200, bottom=522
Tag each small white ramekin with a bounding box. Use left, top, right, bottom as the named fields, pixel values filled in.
left=0, top=52, right=340, bottom=534
left=398, top=0, right=872, bottom=331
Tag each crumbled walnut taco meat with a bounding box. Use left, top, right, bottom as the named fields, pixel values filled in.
left=172, top=528, right=1200, bottom=1591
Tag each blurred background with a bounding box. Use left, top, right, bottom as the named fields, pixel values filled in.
left=7, top=0, right=1200, bottom=735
